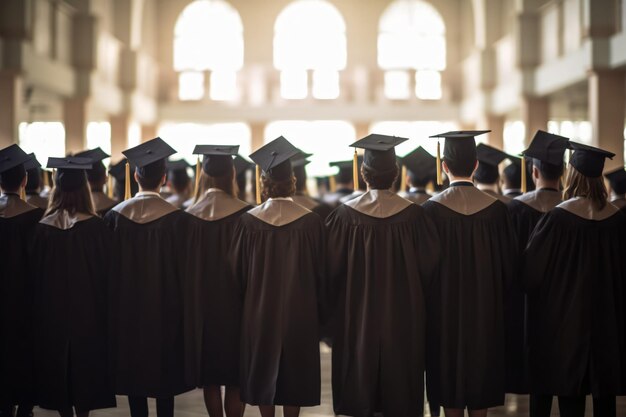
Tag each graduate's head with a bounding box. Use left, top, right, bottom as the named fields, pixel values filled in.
left=532, top=158, right=563, bottom=182
left=0, top=164, right=27, bottom=193
left=329, top=160, right=354, bottom=187
left=0, top=145, right=32, bottom=193
left=195, top=145, right=239, bottom=198
left=249, top=136, right=300, bottom=201
left=45, top=157, right=95, bottom=216
left=605, top=168, right=626, bottom=196
left=473, top=144, right=509, bottom=185
left=74, top=148, right=110, bottom=191
left=166, top=159, right=191, bottom=194
left=402, top=147, right=436, bottom=189
left=25, top=168, right=41, bottom=192
left=350, top=134, right=406, bottom=191
left=261, top=159, right=296, bottom=199
left=122, top=137, right=176, bottom=194
left=291, top=153, right=311, bottom=193
left=523, top=130, right=569, bottom=185
left=503, top=162, right=521, bottom=189
left=430, top=131, right=490, bottom=181
left=109, top=159, right=138, bottom=200
left=135, top=159, right=167, bottom=191
left=563, top=142, right=614, bottom=210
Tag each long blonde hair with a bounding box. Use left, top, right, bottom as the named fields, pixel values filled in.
left=563, top=166, right=608, bottom=210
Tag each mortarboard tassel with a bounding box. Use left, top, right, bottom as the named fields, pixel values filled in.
left=255, top=165, right=262, bottom=205
left=107, top=173, right=113, bottom=198
left=329, top=175, right=337, bottom=193
left=436, top=141, right=443, bottom=186
left=400, top=165, right=407, bottom=193
left=353, top=149, right=359, bottom=190
left=124, top=162, right=131, bottom=200
left=42, top=169, right=49, bottom=190
left=521, top=156, right=527, bottom=194
left=194, top=155, right=201, bottom=197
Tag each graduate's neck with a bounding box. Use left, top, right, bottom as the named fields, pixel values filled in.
left=445, top=172, right=473, bottom=184
left=138, top=185, right=161, bottom=194
left=534, top=176, right=560, bottom=191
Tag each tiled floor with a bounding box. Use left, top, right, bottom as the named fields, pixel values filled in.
left=32, top=346, right=625, bottom=417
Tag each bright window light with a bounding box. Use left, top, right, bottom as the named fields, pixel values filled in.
left=178, top=71, right=205, bottom=101
left=174, top=0, right=243, bottom=101
left=280, top=70, right=308, bottom=100
left=312, top=69, right=340, bottom=99
left=19, top=122, right=66, bottom=164
left=378, top=0, right=446, bottom=100
left=384, top=70, right=411, bottom=100
left=503, top=121, right=526, bottom=155
left=264, top=120, right=356, bottom=177
left=415, top=70, right=442, bottom=100
left=274, top=0, right=346, bottom=99
left=86, top=122, right=112, bottom=165
left=158, top=122, right=252, bottom=164
left=210, top=70, right=238, bottom=101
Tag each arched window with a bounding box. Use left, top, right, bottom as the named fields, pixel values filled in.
left=378, top=0, right=446, bottom=100
left=274, top=0, right=347, bottom=100
left=174, top=0, right=244, bottom=101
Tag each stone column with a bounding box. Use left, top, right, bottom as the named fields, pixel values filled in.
left=63, top=98, right=89, bottom=153
left=588, top=70, right=625, bottom=170
left=141, top=124, right=158, bottom=142
left=249, top=122, right=266, bottom=152
left=0, top=70, right=21, bottom=147
left=481, top=114, right=505, bottom=149
left=110, top=114, right=131, bottom=160
left=521, top=96, right=549, bottom=146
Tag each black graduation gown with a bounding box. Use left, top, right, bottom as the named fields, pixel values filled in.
left=504, top=188, right=562, bottom=394
left=522, top=198, right=626, bottom=397
left=326, top=190, right=440, bottom=417
left=31, top=213, right=116, bottom=412
left=322, top=188, right=353, bottom=208
left=186, top=189, right=251, bottom=387
left=104, top=192, right=197, bottom=398
left=25, top=192, right=49, bottom=210
left=231, top=198, right=326, bottom=406
left=401, top=189, right=431, bottom=205
left=422, top=183, right=517, bottom=410
left=0, top=195, right=43, bottom=408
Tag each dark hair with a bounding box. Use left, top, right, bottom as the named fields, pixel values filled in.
left=444, top=157, right=475, bottom=178
left=114, top=176, right=138, bottom=201
left=191, top=170, right=238, bottom=203
left=261, top=173, right=296, bottom=200
left=45, top=182, right=96, bottom=217
left=361, top=163, right=399, bottom=190
left=0, top=164, right=26, bottom=192
left=408, top=172, right=430, bottom=188
left=26, top=169, right=41, bottom=192
left=533, top=158, right=563, bottom=181
left=136, top=159, right=166, bottom=190
left=169, top=170, right=191, bottom=193
left=293, top=165, right=307, bottom=192
left=563, top=166, right=607, bottom=210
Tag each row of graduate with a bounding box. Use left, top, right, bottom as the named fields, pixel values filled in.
left=1, top=130, right=626, bottom=417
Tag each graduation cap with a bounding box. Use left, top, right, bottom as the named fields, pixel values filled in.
left=23, top=153, right=42, bottom=171
left=0, top=144, right=31, bottom=174
left=234, top=155, right=254, bottom=177
left=605, top=168, right=626, bottom=195
left=522, top=130, right=569, bottom=166
left=193, top=145, right=239, bottom=177
left=474, top=143, right=509, bottom=184
left=75, top=147, right=110, bottom=183
left=429, top=130, right=490, bottom=185
left=292, top=149, right=313, bottom=167
left=122, top=137, right=176, bottom=168
left=249, top=136, right=300, bottom=204
left=568, top=141, right=615, bottom=178
left=122, top=138, right=175, bottom=199
left=47, top=157, right=92, bottom=192
left=166, top=159, right=192, bottom=172
left=109, top=159, right=137, bottom=200
left=401, top=147, right=436, bottom=184
left=350, top=134, right=408, bottom=189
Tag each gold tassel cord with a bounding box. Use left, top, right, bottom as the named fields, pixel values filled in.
left=19, top=186, right=26, bottom=201
left=436, top=141, right=442, bottom=186
left=124, top=162, right=131, bottom=200
left=329, top=175, right=337, bottom=193
left=107, top=174, right=113, bottom=198
left=194, top=156, right=201, bottom=197
left=255, top=165, right=262, bottom=205
left=521, top=156, right=527, bottom=194
left=400, top=165, right=407, bottom=193
left=353, top=149, right=359, bottom=190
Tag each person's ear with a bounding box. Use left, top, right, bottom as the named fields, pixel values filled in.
left=134, top=171, right=140, bottom=184
left=161, top=174, right=167, bottom=187
left=21, top=173, right=28, bottom=188
left=532, top=165, right=539, bottom=180
left=441, top=160, right=450, bottom=174
left=471, top=160, right=479, bottom=177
